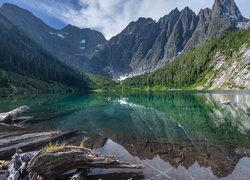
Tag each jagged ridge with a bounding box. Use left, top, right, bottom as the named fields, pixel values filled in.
left=89, top=0, right=249, bottom=78
left=0, top=0, right=248, bottom=79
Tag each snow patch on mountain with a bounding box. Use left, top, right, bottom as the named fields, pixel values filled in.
left=80, top=39, right=86, bottom=44
left=97, top=44, right=102, bottom=48
left=57, top=34, right=65, bottom=38
left=49, top=32, right=65, bottom=38
left=237, top=21, right=250, bottom=29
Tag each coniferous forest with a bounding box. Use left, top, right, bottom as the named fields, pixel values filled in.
left=0, top=15, right=117, bottom=93
left=123, top=29, right=250, bottom=90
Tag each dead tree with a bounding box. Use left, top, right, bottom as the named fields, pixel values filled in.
left=0, top=131, right=78, bottom=160
left=8, top=146, right=144, bottom=179
left=0, top=106, right=30, bottom=124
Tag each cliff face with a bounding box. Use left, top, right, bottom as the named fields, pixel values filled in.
left=0, top=0, right=248, bottom=78
left=89, top=0, right=249, bottom=78
left=89, top=7, right=199, bottom=77
left=187, top=0, right=248, bottom=48
left=201, top=44, right=250, bottom=90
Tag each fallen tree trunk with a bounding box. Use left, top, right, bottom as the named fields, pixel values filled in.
left=0, top=131, right=78, bottom=160
left=8, top=146, right=144, bottom=179
left=0, top=123, right=26, bottom=134
left=0, top=106, right=29, bottom=124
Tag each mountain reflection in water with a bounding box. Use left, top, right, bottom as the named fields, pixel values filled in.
left=1, top=91, right=250, bottom=179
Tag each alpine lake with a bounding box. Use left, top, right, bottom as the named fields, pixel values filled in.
left=1, top=90, right=250, bottom=180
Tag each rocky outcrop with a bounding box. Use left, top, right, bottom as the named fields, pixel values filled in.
left=202, top=44, right=250, bottom=89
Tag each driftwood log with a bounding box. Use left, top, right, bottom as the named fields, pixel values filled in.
left=0, top=131, right=78, bottom=160
left=0, top=106, right=30, bottom=124
left=8, top=146, right=144, bottom=179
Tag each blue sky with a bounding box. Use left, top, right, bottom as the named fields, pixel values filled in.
left=0, top=0, right=249, bottom=39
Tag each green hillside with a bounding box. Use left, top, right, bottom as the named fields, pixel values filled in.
left=0, top=15, right=117, bottom=94
left=123, top=28, right=250, bottom=90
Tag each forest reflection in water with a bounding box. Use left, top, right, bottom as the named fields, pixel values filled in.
left=1, top=91, right=250, bottom=179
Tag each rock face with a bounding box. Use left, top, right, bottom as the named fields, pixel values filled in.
left=212, top=0, right=246, bottom=21
left=202, top=44, right=250, bottom=89
left=0, top=0, right=248, bottom=78
left=90, top=8, right=199, bottom=77
left=89, top=0, right=249, bottom=77
left=0, top=3, right=107, bottom=72
left=187, top=0, right=248, bottom=47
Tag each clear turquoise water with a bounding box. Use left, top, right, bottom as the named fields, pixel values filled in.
left=1, top=91, right=250, bottom=179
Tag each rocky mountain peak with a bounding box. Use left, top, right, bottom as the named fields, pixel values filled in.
left=121, top=17, right=155, bottom=37
left=136, top=17, right=154, bottom=24
left=2, top=3, right=15, bottom=8
left=170, top=7, right=180, bottom=16
left=198, top=8, right=212, bottom=18
left=212, top=0, right=246, bottom=21
left=2, top=3, right=20, bottom=10
left=62, top=24, right=79, bottom=32
left=181, top=6, right=192, bottom=13
left=179, top=6, right=197, bottom=23
left=1, top=1, right=248, bottom=78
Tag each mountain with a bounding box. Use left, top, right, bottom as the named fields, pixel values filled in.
left=0, top=14, right=95, bottom=93
left=122, top=28, right=250, bottom=90
left=0, top=0, right=248, bottom=79
left=187, top=0, right=248, bottom=47
left=89, top=8, right=199, bottom=77
left=89, top=0, right=249, bottom=78
left=0, top=3, right=107, bottom=72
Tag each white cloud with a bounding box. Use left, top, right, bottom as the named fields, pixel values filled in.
left=1, top=0, right=249, bottom=39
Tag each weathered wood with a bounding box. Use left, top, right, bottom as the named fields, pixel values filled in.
left=28, top=172, right=43, bottom=180
left=14, top=116, right=34, bottom=124
left=0, top=131, right=78, bottom=160
left=0, top=124, right=25, bottom=134
left=0, top=106, right=29, bottom=124
left=7, top=147, right=144, bottom=179
left=26, top=146, right=144, bottom=179
left=0, top=131, right=25, bottom=140
left=8, top=150, right=33, bottom=180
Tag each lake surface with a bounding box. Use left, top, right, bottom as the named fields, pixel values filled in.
left=1, top=91, right=250, bottom=179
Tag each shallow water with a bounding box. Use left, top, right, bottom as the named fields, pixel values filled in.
left=1, top=91, right=250, bottom=179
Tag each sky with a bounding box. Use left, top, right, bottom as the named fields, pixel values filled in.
left=0, top=0, right=249, bottom=39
